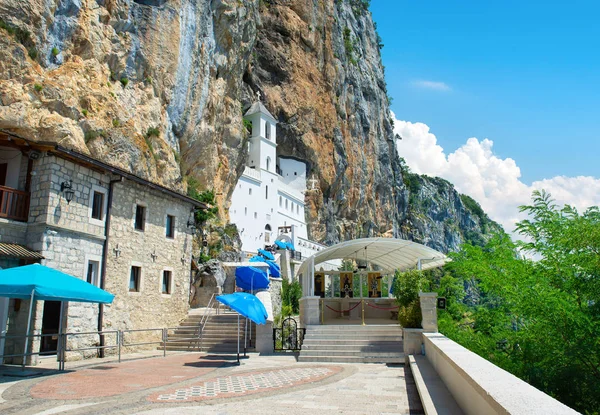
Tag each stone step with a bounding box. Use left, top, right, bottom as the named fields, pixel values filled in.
left=303, top=338, right=402, bottom=344
left=297, top=355, right=405, bottom=364
left=301, top=344, right=401, bottom=351
left=304, top=335, right=403, bottom=341
left=299, top=349, right=403, bottom=357
left=306, top=325, right=402, bottom=330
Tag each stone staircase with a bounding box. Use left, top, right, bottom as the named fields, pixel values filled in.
left=298, top=324, right=404, bottom=363
left=163, top=309, right=256, bottom=353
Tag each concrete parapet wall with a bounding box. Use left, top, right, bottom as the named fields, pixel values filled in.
left=422, top=333, right=580, bottom=415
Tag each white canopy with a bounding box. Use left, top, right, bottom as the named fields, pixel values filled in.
left=297, top=237, right=448, bottom=278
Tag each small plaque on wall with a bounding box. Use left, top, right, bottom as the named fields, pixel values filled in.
left=437, top=297, right=447, bottom=309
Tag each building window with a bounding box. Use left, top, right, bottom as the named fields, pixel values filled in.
left=285, top=199, right=288, bottom=209
left=134, top=205, right=146, bottom=231
left=245, top=207, right=247, bottom=216
left=162, top=270, right=172, bottom=294
left=266, top=157, right=271, bottom=171
left=86, top=260, right=100, bottom=287
left=91, top=191, right=104, bottom=220
left=297, top=205, right=299, bottom=214
left=279, top=196, right=282, bottom=207
left=129, top=266, right=141, bottom=292
left=166, top=215, right=175, bottom=238
left=265, top=185, right=269, bottom=199
left=249, top=188, right=252, bottom=195
left=254, top=212, right=258, bottom=219
left=265, top=121, right=271, bottom=139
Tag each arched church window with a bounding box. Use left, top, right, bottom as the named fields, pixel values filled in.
left=265, top=121, right=271, bottom=139
left=266, top=157, right=271, bottom=171
left=265, top=224, right=272, bottom=231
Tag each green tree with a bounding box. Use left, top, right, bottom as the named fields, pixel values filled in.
left=391, top=269, right=428, bottom=328
left=438, top=191, right=600, bottom=413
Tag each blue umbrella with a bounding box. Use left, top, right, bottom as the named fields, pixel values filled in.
left=0, top=263, right=114, bottom=303
left=216, top=292, right=268, bottom=325
left=235, top=266, right=269, bottom=291
left=257, top=249, right=275, bottom=260
left=248, top=256, right=264, bottom=263
left=216, top=292, right=268, bottom=363
left=285, top=241, right=296, bottom=251
left=265, top=260, right=281, bottom=278
left=0, top=264, right=114, bottom=368
left=274, top=240, right=287, bottom=250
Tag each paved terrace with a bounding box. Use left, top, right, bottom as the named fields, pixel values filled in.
left=0, top=352, right=423, bottom=415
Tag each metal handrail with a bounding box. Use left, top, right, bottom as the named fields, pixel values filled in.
left=199, top=294, right=220, bottom=351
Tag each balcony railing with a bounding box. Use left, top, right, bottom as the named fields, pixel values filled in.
left=0, top=185, right=29, bottom=222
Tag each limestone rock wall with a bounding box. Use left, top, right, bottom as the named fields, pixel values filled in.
left=399, top=174, right=504, bottom=253
left=0, top=0, right=501, bottom=255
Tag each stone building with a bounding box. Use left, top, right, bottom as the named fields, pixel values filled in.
left=0, top=134, right=205, bottom=363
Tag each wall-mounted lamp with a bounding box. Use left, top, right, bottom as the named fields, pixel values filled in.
left=187, top=218, right=196, bottom=231
left=60, top=180, right=74, bottom=204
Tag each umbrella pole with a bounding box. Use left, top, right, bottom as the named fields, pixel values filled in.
left=22, top=289, right=35, bottom=368
left=236, top=314, right=240, bottom=365
left=244, top=317, right=247, bottom=357
left=57, top=301, right=65, bottom=371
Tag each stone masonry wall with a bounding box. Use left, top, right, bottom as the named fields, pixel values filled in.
left=103, top=179, right=194, bottom=350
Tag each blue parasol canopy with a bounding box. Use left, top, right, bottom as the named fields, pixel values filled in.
left=216, top=292, right=268, bottom=325
left=248, top=255, right=264, bottom=263
left=247, top=256, right=280, bottom=278
left=274, top=240, right=287, bottom=250
left=0, top=264, right=114, bottom=303
left=285, top=241, right=295, bottom=251
left=235, top=266, right=269, bottom=291
left=265, top=260, right=281, bottom=278
left=257, top=249, right=275, bottom=260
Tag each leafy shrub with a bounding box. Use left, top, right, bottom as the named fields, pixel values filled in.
left=391, top=269, right=427, bottom=328
left=282, top=279, right=302, bottom=315
left=33, top=83, right=43, bottom=92
left=186, top=177, right=219, bottom=224
left=51, top=47, right=59, bottom=56
left=112, top=118, right=120, bottom=128
left=28, top=47, right=37, bottom=60
left=81, top=109, right=88, bottom=117
left=120, top=77, right=128, bottom=87
left=145, top=127, right=160, bottom=138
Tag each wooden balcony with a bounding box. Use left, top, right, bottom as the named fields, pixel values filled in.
left=0, top=185, right=29, bottom=222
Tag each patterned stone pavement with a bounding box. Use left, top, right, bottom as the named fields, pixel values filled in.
left=151, top=367, right=340, bottom=402
left=0, top=353, right=423, bottom=415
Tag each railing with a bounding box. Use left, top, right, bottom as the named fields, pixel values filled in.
left=199, top=294, right=220, bottom=351
left=0, top=185, right=29, bottom=222
left=0, top=316, right=221, bottom=371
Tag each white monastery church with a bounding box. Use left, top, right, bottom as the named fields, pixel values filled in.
left=229, top=97, right=338, bottom=273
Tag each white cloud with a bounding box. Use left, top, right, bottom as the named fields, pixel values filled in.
left=393, top=113, right=600, bottom=236
left=411, top=80, right=452, bottom=92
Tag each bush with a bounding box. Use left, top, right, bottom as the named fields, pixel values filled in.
left=33, top=83, right=43, bottom=92
left=112, top=118, right=120, bottom=128
left=392, top=269, right=427, bottom=328
left=145, top=127, right=160, bottom=138
left=81, top=109, right=88, bottom=117
left=282, top=279, right=302, bottom=315
left=28, top=47, right=37, bottom=60
left=51, top=47, right=59, bottom=56
left=120, top=77, right=128, bottom=87
left=398, top=300, right=422, bottom=328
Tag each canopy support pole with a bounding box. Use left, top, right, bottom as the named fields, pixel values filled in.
left=22, top=289, right=35, bottom=368
left=57, top=301, right=65, bottom=371
left=244, top=317, right=247, bottom=357
left=236, top=314, right=240, bottom=365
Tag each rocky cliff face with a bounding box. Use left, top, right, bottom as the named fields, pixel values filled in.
left=399, top=173, right=503, bottom=253
left=0, top=0, right=500, bottom=254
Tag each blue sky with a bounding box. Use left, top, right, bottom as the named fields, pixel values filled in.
left=370, top=0, right=600, bottom=183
